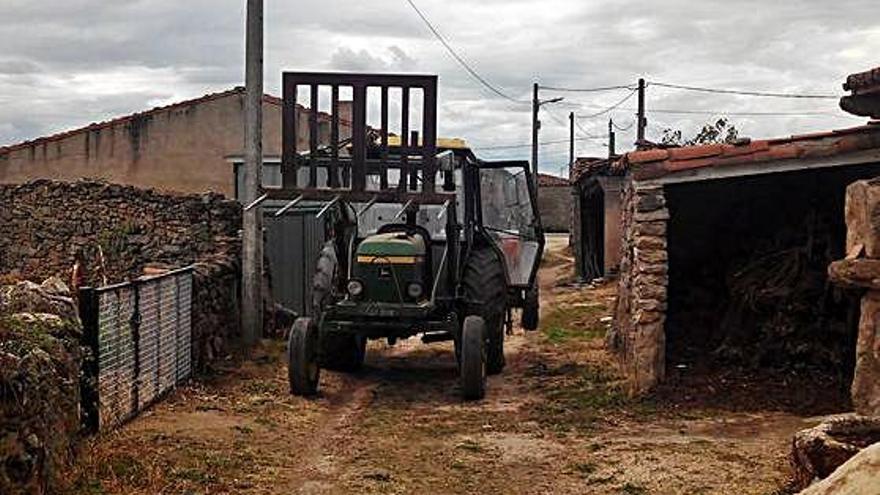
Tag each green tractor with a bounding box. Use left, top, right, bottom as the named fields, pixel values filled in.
left=268, top=72, right=543, bottom=400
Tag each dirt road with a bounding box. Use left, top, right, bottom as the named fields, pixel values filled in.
left=64, top=235, right=823, bottom=494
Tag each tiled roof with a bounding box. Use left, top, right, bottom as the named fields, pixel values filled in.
left=571, top=156, right=619, bottom=183
left=537, top=173, right=570, bottom=187
left=844, top=67, right=880, bottom=95
left=0, top=87, right=322, bottom=155
left=616, top=122, right=880, bottom=181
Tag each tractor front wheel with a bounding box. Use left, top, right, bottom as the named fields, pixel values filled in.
left=289, top=317, right=320, bottom=396
left=460, top=315, right=487, bottom=401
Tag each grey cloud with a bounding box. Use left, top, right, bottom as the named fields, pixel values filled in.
left=0, top=0, right=878, bottom=172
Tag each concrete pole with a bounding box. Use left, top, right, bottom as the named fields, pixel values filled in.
left=569, top=111, right=575, bottom=176
left=636, top=78, right=646, bottom=149
left=531, top=82, right=540, bottom=198
left=242, top=0, right=264, bottom=346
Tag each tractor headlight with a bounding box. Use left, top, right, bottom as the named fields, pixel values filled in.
left=347, top=280, right=364, bottom=297
left=407, top=282, right=424, bottom=300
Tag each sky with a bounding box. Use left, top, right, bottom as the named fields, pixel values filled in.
left=0, top=0, right=878, bottom=175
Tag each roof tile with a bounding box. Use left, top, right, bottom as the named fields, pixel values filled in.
left=667, top=143, right=723, bottom=161
left=629, top=149, right=670, bottom=164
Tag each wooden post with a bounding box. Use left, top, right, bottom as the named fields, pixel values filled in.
left=636, top=78, right=646, bottom=149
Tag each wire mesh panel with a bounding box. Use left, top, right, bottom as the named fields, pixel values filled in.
left=84, top=267, right=194, bottom=431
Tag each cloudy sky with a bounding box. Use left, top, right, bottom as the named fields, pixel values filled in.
left=1, top=0, right=877, bottom=174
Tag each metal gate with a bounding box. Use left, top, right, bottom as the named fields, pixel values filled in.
left=79, top=267, right=193, bottom=432
left=265, top=206, right=325, bottom=316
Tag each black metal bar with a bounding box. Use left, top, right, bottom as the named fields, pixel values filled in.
left=380, top=85, right=389, bottom=189
left=352, top=84, right=367, bottom=191
left=78, top=287, right=100, bottom=434
left=265, top=187, right=454, bottom=205
left=330, top=85, right=340, bottom=188
left=282, top=79, right=298, bottom=188
left=309, top=84, right=319, bottom=187
left=422, top=84, right=438, bottom=193
left=410, top=130, right=419, bottom=190
left=400, top=87, right=410, bottom=191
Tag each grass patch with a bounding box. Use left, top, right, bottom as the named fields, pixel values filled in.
left=540, top=303, right=607, bottom=344
left=572, top=461, right=598, bottom=477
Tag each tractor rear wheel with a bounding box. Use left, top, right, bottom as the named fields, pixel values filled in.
left=460, top=315, right=486, bottom=400
left=521, top=286, right=539, bottom=331
left=289, top=317, right=320, bottom=396
left=462, top=248, right=507, bottom=374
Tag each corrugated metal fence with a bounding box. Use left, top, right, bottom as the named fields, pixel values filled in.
left=79, top=267, right=194, bottom=432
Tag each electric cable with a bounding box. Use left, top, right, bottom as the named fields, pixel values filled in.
left=649, top=81, right=838, bottom=99
left=405, top=0, right=528, bottom=105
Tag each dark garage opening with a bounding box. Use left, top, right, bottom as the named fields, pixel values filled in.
left=579, top=184, right=605, bottom=279
left=663, top=163, right=880, bottom=411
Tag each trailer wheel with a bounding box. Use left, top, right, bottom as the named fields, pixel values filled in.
left=463, top=248, right=507, bottom=374
left=521, top=286, right=539, bottom=331
left=289, top=317, right=320, bottom=396
left=460, top=315, right=486, bottom=400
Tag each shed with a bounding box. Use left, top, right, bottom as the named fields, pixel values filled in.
left=609, top=122, right=880, bottom=394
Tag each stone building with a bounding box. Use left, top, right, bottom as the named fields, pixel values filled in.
left=0, top=87, right=351, bottom=197
left=570, top=157, right=625, bottom=280
left=608, top=121, right=880, bottom=397
left=536, top=173, right=572, bottom=232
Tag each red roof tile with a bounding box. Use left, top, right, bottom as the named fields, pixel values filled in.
left=537, top=173, right=570, bottom=187
left=621, top=122, right=880, bottom=181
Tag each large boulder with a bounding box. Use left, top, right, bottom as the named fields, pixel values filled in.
left=791, top=415, right=880, bottom=490
left=797, top=442, right=880, bottom=495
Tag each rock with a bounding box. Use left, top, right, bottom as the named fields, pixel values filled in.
left=853, top=293, right=880, bottom=416
left=790, top=415, right=880, bottom=490
left=797, top=442, right=880, bottom=495
left=828, top=258, right=880, bottom=290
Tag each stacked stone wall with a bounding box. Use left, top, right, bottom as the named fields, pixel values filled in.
left=610, top=180, right=669, bottom=393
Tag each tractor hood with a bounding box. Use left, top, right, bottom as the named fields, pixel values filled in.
left=356, top=232, right=426, bottom=262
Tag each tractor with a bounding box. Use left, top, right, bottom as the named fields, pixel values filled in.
left=263, top=72, right=544, bottom=400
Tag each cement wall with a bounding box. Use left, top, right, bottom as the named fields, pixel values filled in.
left=0, top=90, right=344, bottom=197
left=538, top=185, right=572, bottom=232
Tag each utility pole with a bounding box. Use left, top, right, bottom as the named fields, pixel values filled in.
left=608, top=119, right=616, bottom=158
left=242, top=0, right=264, bottom=347
left=531, top=82, right=540, bottom=197
left=636, top=78, right=646, bottom=149
left=569, top=111, right=575, bottom=178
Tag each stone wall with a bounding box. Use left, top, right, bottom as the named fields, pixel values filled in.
left=609, top=179, right=669, bottom=394
left=0, top=278, right=83, bottom=495
left=828, top=178, right=880, bottom=416
left=0, top=179, right=240, bottom=286
left=0, top=179, right=242, bottom=368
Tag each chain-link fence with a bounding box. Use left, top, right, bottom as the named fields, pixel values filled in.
left=79, top=267, right=193, bottom=432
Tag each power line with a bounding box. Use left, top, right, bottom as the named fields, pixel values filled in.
left=404, top=0, right=528, bottom=105
left=611, top=120, right=635, bottom=131
left=479, top=136, right=605, bottom=151
left=576, top=89, right=638, bottom=119
left=538, top=83, right=635, bottom=93
left=649, top=81, right=838, bottom=99
left=644, top=108, right=844, bottom=117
